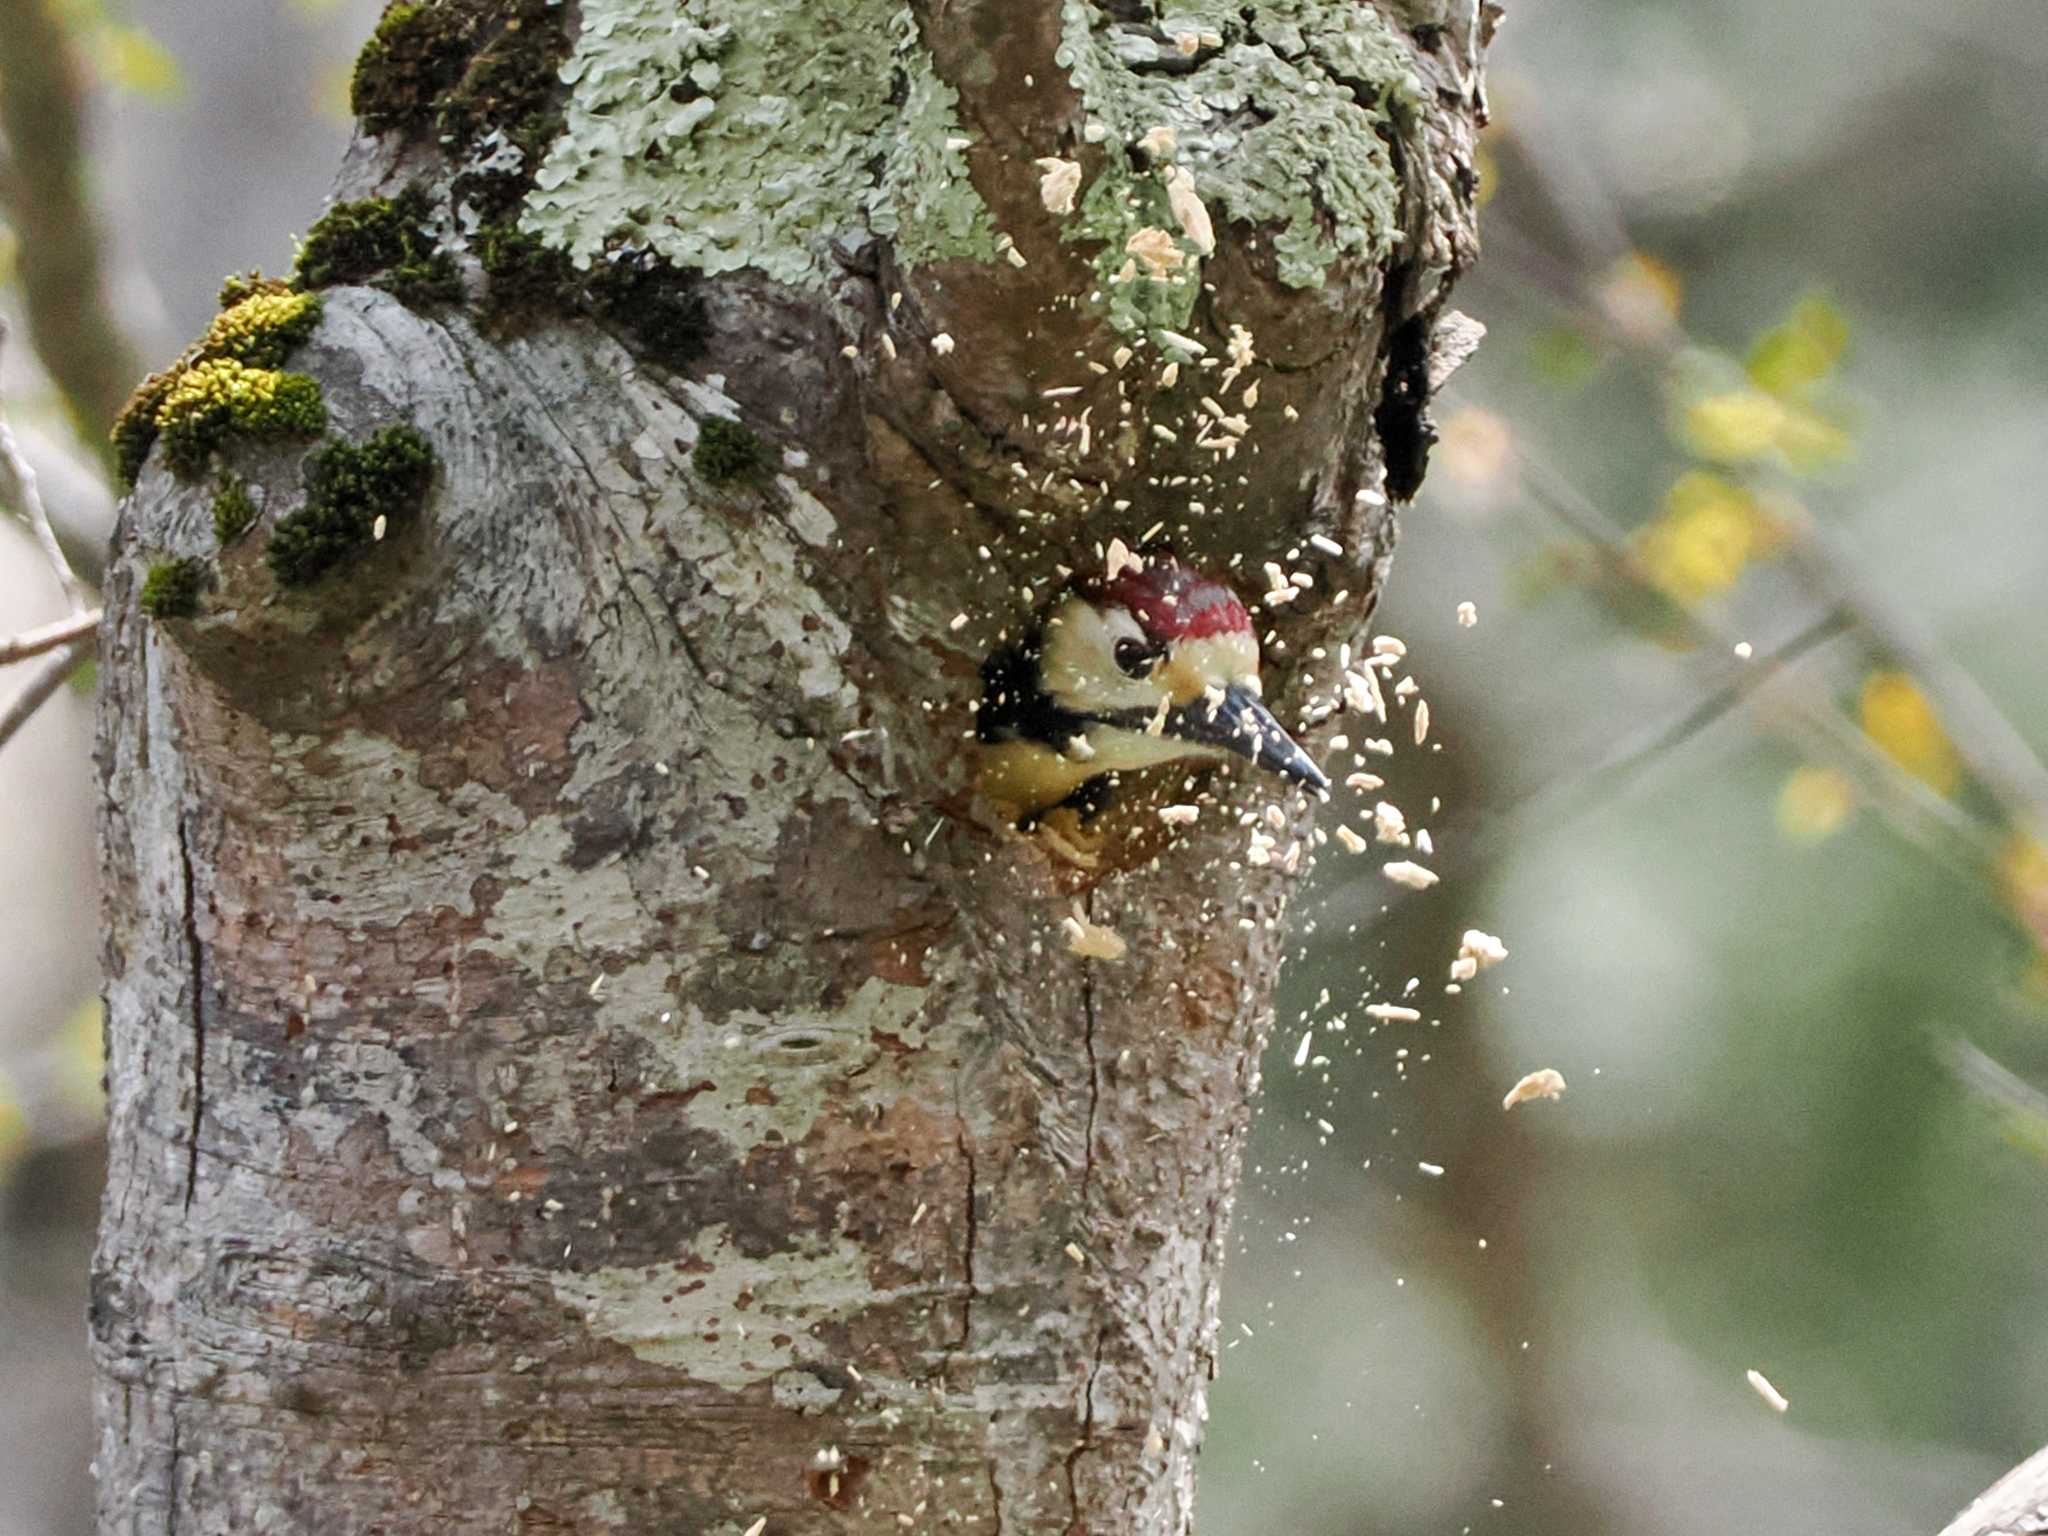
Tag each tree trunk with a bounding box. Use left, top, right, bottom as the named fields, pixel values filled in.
left=90, top=3, right=1489, bottom=1530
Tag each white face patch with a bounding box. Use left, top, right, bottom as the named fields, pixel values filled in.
left=1038, top=596, right=1169, bottom=717
left=1039, top=596, right=1263, bottom=719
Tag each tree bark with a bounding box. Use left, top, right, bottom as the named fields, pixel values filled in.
left=1939, top=1444, right=2048, bottom=1536
left=91, top=3, right=1488, bottom=1530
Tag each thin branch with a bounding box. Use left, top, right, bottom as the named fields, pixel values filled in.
left=1488, top=105, right=2048, bottom=857
left=0, top=0, right=142, bottom=441
left=1773, top=501, right=2048, bottom=833
left=0, top=606, right=99, bottom=664
left=0, top=638, right=89, bottom=754
left=0, top=319, right=92, bottom=612
left=1517, top=448, right=2000, bottom=868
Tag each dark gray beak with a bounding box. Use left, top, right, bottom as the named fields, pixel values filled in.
left=1166, top=683, right=1330, bottom=793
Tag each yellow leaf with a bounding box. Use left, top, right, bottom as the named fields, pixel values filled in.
left=1776, top=766, right=1858, bottom=844
left=96, top=23, right=183, bottom=101
left=1773, top=403, right=1854, bottom=473
left=1858, top=671, right=1962, bottom=797
left=1682, top=389, right=1787, bottom=464
left=1634, top=471, right=1779, bottom=604
left=54, top=997, right=105, bottom=1112
left=2000, top=833, right=2048, bottom=952
left=1746, top=294, right=1849, bottom=398
left=0, top=1087, right=24, bottom=1179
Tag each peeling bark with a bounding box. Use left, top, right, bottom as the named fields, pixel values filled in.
left=92, top=3, right=1490, bottom=1531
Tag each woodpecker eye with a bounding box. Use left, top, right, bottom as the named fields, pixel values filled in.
left=1113, top=637, right=1162, bottom=678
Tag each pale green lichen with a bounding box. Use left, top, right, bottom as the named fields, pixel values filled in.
left=522, top=0, right=998, bottom=285
left=1056, top=0, right=1419, bottom=328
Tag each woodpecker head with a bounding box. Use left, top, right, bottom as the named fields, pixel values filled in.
left=979, top=555, right=1329, bottom=819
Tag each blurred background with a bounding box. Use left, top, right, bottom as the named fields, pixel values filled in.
left=2, top=0, right=2045, bottom=1531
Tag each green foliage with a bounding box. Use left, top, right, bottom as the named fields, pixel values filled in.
left=139, top=557, right=205, bottom=620
left=267, top=424, right=436, bottom=587
left=293, top=188, right=461, bottom=308
left=212, top=477, right=258, bottom=545
left=693, top=417, right=766, bottom=485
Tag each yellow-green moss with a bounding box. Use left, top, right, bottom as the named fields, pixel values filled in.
left=693, top=417, right=766, bottom=484
left=140, top=557, right=206, bottom=620
left=111, top=275, right=326, bottom=488
left=268, top=424, right=436, bottom=587
left=294, top=188, right=461, bottom=308
left=155, top=359, right=326, bottom=478
left=200, top=288, right=324, bottom=368
left=212, top=476, right=259, bottom=545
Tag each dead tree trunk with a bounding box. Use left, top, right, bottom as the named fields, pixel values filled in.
left=90, top=3, right=1489, bottom=1530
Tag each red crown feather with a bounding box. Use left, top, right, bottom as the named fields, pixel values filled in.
left=1095, top=557, right=1251, bottom=643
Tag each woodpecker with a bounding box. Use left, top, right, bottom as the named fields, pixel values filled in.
left=978, top=555, right=1329, bottom=830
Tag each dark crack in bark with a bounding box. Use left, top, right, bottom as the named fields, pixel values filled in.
left=164, top=1405, right=181, bottom=1536
left=175, top=816, right=204, bottom=1213
left=955, top=1125, right=979, bottom=1353
left=1079, top=896, right=1102, bottom=1202
left=1063, top=1327, right=1110, bottom=1536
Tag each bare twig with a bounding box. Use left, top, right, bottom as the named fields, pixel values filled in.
left=1772, top=500, right=2048, bottom=833
left=1517, top=449, right=2001, bottom=868
left=0, top=0, right=142, bottom=441
left=1480, top=110, right=2048, bottom=864
left=0, top=638, right=88, bottom=754
left=0, top=606, right=99, bottom=664
left=0, top=320, right=92, bottom=612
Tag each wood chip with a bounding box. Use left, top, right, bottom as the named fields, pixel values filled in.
left=1062, top=904, right=1127, bottom=961
left=1035, top=156, right=1082, bottom=215
left=1746, top=1368, right=1790, bottom=1414
left=1501, top=1068, right=1566, bottom=1110
left=1382, top=860, right=1438, bottom=890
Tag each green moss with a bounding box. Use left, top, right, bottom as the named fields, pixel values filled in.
left=212, top=476, right=259, bottom=544
left=140, top=557, right=206, bottom=620
left=351, top=4, right=465, bottom=134
left=267, top=424, right=436, bottom=588
left=587, top=254, right=707, bottom=364
left=693, top=417, right=766, bottom=484
left=217, top=270, right=283, bottom=308
left=113, top=370, right=174, bottom=490
left=478, top=223, right=578, bottom=314
left=155, top=360, right=326, bottom=477
left=294, top=188, right=461, bottom=308
left=351, top=0, right=571, bottom=179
